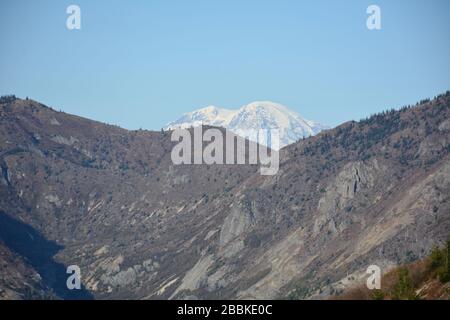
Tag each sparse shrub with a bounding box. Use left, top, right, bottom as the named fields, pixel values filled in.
left=0, top=94, right=17, bottom=104
left=371, top=289, right=384, bottom=300
left=429, top=238, right=450, bottom=283
left=391, top=268, right=418, bottom=300
left=430, top=245, right=445, bottom=269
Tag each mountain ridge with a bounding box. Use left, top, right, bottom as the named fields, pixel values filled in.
left=0, top=92, right=449, bottom=300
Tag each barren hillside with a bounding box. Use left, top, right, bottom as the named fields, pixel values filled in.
left=0, top=92, right=449, bottom=299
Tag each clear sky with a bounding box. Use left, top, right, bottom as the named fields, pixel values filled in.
left=1, top=0, right=449, bottom=130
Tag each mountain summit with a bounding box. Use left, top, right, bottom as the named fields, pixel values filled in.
left=165, top=101, right=328, bottom=149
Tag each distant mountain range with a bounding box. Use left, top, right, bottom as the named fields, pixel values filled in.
left=165, top=101, right=328, bottom=150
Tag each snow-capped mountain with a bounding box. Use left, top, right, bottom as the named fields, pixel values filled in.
left=165, top=101, right=328, bottom=150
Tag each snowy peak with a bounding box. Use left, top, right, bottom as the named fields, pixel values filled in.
left=242, top=101, right=293, bottom=114
left=167, top=105, right=235, bottom=129
left=165, top=101, right=328, bottom=149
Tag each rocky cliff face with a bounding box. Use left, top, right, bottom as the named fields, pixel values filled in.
left=0, top=92, right=449, bottom=299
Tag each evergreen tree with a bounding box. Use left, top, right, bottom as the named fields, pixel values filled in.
left=392, top=268, right=418, bottom=300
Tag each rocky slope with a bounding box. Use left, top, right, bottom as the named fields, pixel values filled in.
left=0, top=241, right=54, bottom=299
left=0, top=92, right=449, bottom=299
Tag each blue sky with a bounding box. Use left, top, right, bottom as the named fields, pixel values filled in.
left=1, top=0, right=449, bottom=130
